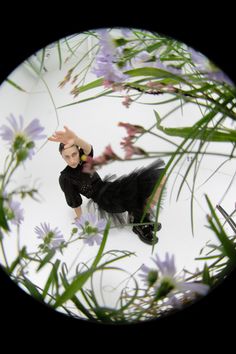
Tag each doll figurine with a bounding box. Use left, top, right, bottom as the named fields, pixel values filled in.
left=48, top=126, right=166, bottom=245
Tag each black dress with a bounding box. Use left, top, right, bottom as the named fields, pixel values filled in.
left=59, top=145, right=165, bottom=226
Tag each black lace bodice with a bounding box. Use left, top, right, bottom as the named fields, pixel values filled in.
left=59, top=146, right=103, bottom=208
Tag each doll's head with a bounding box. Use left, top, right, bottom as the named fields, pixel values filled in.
left=59, top=143, right=80, bottom=168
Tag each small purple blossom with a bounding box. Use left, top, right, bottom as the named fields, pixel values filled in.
left=134, top=51, right=154, bottom=65
left=132, top=51, right=182, bottom=75
left=3, top=198, right=24, bottom=227
left=8, top=199, right=24, bottom=226
left=0, top=114, right=47, bottom=159
left=0, top=114, right=46, bottom=143
left=139, top=252, right=209, bottom=302
left=74, top=213, right=107, bottom=246
left=120, top=28, right=132, bottom=38
left=34, top=222, right=65, bottom=251
left=188, top=47, right=234, bottom=86
left=92, top=30, right=129, bottom=83
left=155, top=58, right=182, bottom=75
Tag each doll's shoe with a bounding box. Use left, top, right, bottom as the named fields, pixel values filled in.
left=150, top=222, right=162, bottom=232
left=132, top=224, right=159, bottom=245
left=129, top=213, right=161, bottom=232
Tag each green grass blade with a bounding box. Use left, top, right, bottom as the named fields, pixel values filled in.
left=0, top=197, right=9, bottom=231
left=6, top=79, right=27, bottom=92
left=205, top=195, right=236, bottom=264
left=37, top=249, right=56, bottom=272
left=39, top=47, right=46, bottom=73
left=73, top=78, right=103, bottom=94
left=8, top=246, right=27, bottom=273
left=22, top=276, right=43, bottom=302
left=202, top=263, right=213, bottom=286
left=124, top=67, right=189, bottom=85
left=57, top=40, right=62, bottom=70
left=57, top=89, right=113, bottom=109
left=53, top=221, right=110, bottom=308
left=42, top=259, right=60, bottom=299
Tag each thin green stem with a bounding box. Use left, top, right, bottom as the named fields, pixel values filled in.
left=0, top=238, right=9, bottom=269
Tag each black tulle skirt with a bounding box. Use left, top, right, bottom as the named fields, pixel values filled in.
left=87, top=158, right=165, bottom=226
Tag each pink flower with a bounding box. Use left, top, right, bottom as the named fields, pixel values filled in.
left=118, top=122, right=147, bottom=159
left=122, top=95, right=133, bottom=108
left=103, top=144, right=119, bottom=159
left=103, top=80, right=113, bottom=88
left=82, top=145, right=121, bottom=173
left=123, top=144, right=147, bottom=159
left=118, top=122, right=145, bottom=136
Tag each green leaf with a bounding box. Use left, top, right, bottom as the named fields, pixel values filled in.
left=155, top=122, right=236, bottom=142
left=124, top=67, right=188, bottom=84
left=57, top=40, right=62, bottom=70
left=37, top=249, right=56, bottom=272
left=57, top=89, right=113, bottom=109
left=0, top=197, right=10, bottom=231
left=8, top=246, right=27, bottom=273
left=205, top=195, right=236, bottom=265
left=73, top=78, right=104, bottom=94
left=6, top=78, right=27, bottom=92
left=154, top=110, right=161, bottom=128
left=22, top=276, right=43, bottom=302
left=202, top=263, right=213, bottom=286
left=53, top=221, right=110, bottom=308
left=146, top=42, right=163, bottom=53
left=42, top=259, right=60, bottom=299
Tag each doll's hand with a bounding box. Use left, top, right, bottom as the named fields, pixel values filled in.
left=48, top=126, right=78, bottom=148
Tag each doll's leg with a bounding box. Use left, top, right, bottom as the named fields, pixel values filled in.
left=145, top=175, right=167, bottom=208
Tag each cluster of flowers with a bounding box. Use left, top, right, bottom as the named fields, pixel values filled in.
left=118, top=122, right=147, bottom=159
left=2, top=194, right=24, bottom=230
left=0, top=114, right=46, bottom=231
left=34, top=212, right=209, bottom=309
left=59, top=28, right=234, bottom=105
left=82, top=144, right=121, bottom=174
left=139, top=252, right=209, bottom=308
left=35, top=213, right=107, bottom=252
left=81, top=122, right=147, bottom=173
left=0, top=114, right=46, bottom=162
left=92, top=28, right=234, bottom=90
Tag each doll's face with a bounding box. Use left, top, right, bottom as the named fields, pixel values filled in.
left=61, top=145, right=80, bottom=168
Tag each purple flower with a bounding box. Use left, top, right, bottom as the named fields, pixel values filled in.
left=132, top=51, right=182, bottom=76
left=8, top=199, right=24, bottom=226
left=0, top=114, right=46, bottom=143
left=207, top=70, right=234, bottom=87
left=34, top=222, right=65, bottom=251
left=132, top=51, right=157, bottom=69
left=3, top=197, right=24, bottom=227
left=188, top=47, right=234, bottom=86
left=155, top=58, right=182, bottom=75
left=0, top=114, right=46, bottom=159
left=139, top=252, right=209, bottom=302
left=120, top=28, right=132, bottom=38
left=92, top=30, right=129, bottom=83
left=188, top=47, right=207, bottom=70
left=74, top=213, right=107, bottom=246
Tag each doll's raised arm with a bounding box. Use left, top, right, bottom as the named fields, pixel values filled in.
left=48, top=126, right=92, bottom=155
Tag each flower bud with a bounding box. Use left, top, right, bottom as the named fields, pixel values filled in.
left=147, top=270, right=158, bottom=286
left=155, top=279, right=175, bottom=300
left=13, top=134, right=26, bottom=151
left=16, top=149, right=29, bottom=162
